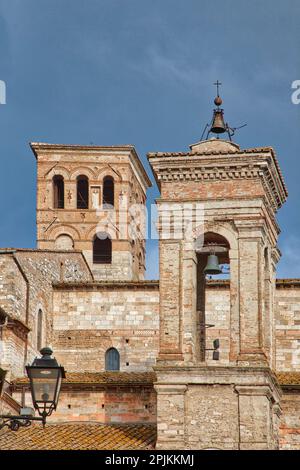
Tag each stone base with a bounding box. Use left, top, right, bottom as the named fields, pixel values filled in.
left=154, top=365, right=281, bottom=450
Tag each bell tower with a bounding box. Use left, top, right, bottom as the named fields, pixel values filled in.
left=148, top=89, right=287, bottom=449
left=31, top=143, right=151, bottom=281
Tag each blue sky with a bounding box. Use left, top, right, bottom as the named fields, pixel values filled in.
left=0, top=0, right=299, bottom=279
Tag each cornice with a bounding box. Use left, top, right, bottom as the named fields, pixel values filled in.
left=52, top=280, right=159, bottom=290
left=148, top=150, right=287, bottom=211
left=30, top=142, right=152, bottom=190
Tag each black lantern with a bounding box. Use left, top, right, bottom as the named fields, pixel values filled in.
left=26, top=347, right=65, bottom=425
left=0, top=347, right=65, bottom=431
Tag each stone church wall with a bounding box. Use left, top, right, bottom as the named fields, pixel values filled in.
left=279, top=391, right=300, bottom=449
left=13, top=385, right=156, bottom=425
left=52, top=282, right=159, bottom=372
left=0, top=250, right=92, bottom=380
left=275, top=282, right=300, bottom=371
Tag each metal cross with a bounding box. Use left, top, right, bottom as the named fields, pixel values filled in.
left=214, top=80, right=222, bottom=96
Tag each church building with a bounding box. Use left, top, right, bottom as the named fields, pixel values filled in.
left=0, top=92, right=299, bottom=450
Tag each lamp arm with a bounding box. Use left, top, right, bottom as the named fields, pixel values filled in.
left=0, top=414, right=44, bottom=431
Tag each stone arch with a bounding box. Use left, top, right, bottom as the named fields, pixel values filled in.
left=48, top=166, right=71, bottom=180
left=85, top=224, right=118, bottom=242
left=55, top=234, right=74, bottom=250
left=192, top=222, right=237, bottom=362
left=70, top=166, right=97, bottom=180
left=192, top=221, right=238, bottom=254
left=96, top=166, right=122, bottom=182
left=47, top=224, right=81, bottom=242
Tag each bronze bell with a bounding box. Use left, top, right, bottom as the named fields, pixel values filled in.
left=204, top=254, right=222, bottom=275
left=210, top=109, right=226, bottom=134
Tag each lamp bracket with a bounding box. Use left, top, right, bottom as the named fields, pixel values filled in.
left=0, top=414, right=45, bottom=431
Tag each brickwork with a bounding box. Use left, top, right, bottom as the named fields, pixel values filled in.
left=275, top=282, right=300, bottom=371
left=32, top=143, right=150, bottom=281
left=149, top=138, right=287, bottom=449
left=52, top=282, right=159, bottom=372
left=2, top=135, right=300, bottom=450
left=279, top=391, right=300, bottom=449
left=0, top=250, right=92, bottom=380
left=13, top=386, right=156, bottom=424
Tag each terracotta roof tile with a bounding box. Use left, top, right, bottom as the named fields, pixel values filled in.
left=276, top=372, right=300, bottom=386
left=12, top=371, right=156, bottom=386
left=0, top=423, right=156, bottom=450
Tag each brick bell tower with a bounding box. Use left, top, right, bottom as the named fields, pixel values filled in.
left=148, top=88, right=287, bottom=450
left=31, top=143, right=151, bottom=281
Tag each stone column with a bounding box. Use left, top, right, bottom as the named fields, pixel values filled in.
left=229, top=247, right=240, bottom=362
left=158, top=240, right=184, bottom=362
left=155, top=384, right=187, bottom=450
left=235, top=385, right=280, bottom=450
left=236, top=224, right=267, bottom=365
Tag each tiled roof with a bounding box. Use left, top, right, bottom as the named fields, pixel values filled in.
left=206, top=279, right=300, bottom=288
left=12, top=371, right=156, bottom=386
left=52, top=280, right=159, bottom=290
left=277, top=372, right=300, bottom=386
left=0, top=423, right=156, bottom=450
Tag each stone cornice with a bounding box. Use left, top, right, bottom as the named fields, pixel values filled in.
left=30, top=142, right=152, bottom=190
left=148, top=148, right=287, bottom=212
left=205, top=279, right=300, bottom=289
left=52, top=280, right=159, bottom=290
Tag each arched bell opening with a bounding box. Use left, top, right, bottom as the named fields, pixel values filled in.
left=195, top=232, right=231, bottom=362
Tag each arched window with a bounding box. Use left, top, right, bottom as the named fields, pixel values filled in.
left=93, top=233, right=112, bottom=264
left=77, top=175, right=89, bottom=209
left=53, top=175, right=64, bottom=209
left=105, top=348, right=120, bottom=371
left=37, top=309, right=43, bottom=351
left=103, top=176, right=114, bottom=207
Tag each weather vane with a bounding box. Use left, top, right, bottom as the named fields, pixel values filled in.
left=200, top=81, right=247, bottom=141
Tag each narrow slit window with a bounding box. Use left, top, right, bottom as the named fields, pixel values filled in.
left=53, top=175, right=64, bottom=209
left=77, top=175, right=89, bottom=209
left=37, top=309, right=43, bottom=351
left=103, top=176, right=114, bottom=207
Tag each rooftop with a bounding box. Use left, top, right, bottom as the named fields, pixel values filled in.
left=12, top=371, right=156, bottom=387
left=0, top=423, right=156, bottom=450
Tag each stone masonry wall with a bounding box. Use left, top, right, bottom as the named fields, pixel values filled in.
left=0, top=250, right=92, bottom=380
left=14, top=386, right=156, bottom=424
left=279, top=392, right=300, bottom=449
left=14, top=250, right=92, bottom=366
left=52, top=284, right=159, bottom=372
left=0, top=253, right=27, bottom=323
left=275, top=283, right=300, bottom=371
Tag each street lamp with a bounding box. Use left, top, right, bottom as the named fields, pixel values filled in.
left=0, top=347, right=65, bottom=431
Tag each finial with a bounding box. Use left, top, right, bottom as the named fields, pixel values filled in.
left=200, top=81, right=247, bottom=141
left=213, top=81, right=223, bottom=107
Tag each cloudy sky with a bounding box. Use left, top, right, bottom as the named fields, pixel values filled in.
left=0, top=0, right=299, bottom=279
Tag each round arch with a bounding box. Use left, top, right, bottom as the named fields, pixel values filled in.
left=47, top=224, right=81, bottom=242
left=49, top=166, right=71, bottom=180
left=70, top=166, right=97, bottom=180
